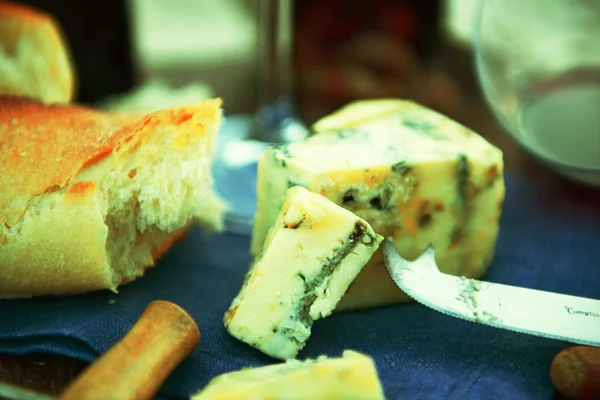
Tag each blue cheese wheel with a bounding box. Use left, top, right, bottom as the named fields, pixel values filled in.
left=225, top=186, right=382, bottom=360
left=251, top=99, right=505, bottom=311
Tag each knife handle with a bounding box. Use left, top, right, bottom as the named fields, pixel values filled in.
left=58, top=300, right=201, bottom=400
left=550, top=346, right=600, bottom=400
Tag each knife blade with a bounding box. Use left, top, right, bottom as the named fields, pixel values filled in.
left=381, top=238, right=600, bottom=347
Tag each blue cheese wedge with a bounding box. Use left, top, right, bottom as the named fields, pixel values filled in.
left=224, top=186, right=382, bottom=360
left=251, top=99, right=505, bottom=311
left=191, top=350, right=385, bottom=400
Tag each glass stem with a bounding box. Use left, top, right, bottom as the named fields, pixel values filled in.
left=257, top=0, right=291, bottom=107
left=252, top=0, right=306, bottom=143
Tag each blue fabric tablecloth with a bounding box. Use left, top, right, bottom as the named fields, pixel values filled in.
left=1, top=117, right=599, bottom=399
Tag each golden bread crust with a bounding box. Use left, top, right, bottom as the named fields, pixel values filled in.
left=0, top=95, right=222, bottom=228
left=0, top=95, right=223, bottom=297
left=0, top=179, right=114, bottom=296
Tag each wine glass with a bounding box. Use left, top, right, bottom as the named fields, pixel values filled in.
left=213, top=0, right=308, bottom=234
left=474, top=0, right=600, bottom=187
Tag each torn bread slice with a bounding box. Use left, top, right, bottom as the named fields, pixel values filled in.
left=0, top=95, right=225, bottom=297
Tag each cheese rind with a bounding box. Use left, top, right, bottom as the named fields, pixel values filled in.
left=191, top=350, right=385, bottom=400
left=225, top=186, right=382, bottom=360
left=251, top=99, right=505, bottom=311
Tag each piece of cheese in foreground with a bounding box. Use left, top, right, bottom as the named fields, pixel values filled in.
left=224, top=186, right=382, bottom=360
left=251, top=99, right=505, bottom=311
left=191, top=350, right=385, bottom=400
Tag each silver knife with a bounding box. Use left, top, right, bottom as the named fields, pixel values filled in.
left=382, top=238, right=600, bottom=347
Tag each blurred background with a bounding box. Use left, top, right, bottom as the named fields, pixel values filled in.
left=15, top=0, right=475, bottom=117
left=13, top=0, right=598, bottom=185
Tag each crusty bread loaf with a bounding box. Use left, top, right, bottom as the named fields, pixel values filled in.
left=0, top=95, right=226, bottom=297
left=0, top=1, right=75, bottom=103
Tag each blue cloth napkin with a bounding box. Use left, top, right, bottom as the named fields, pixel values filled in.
left=1, top=117, right=599, bottom=400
